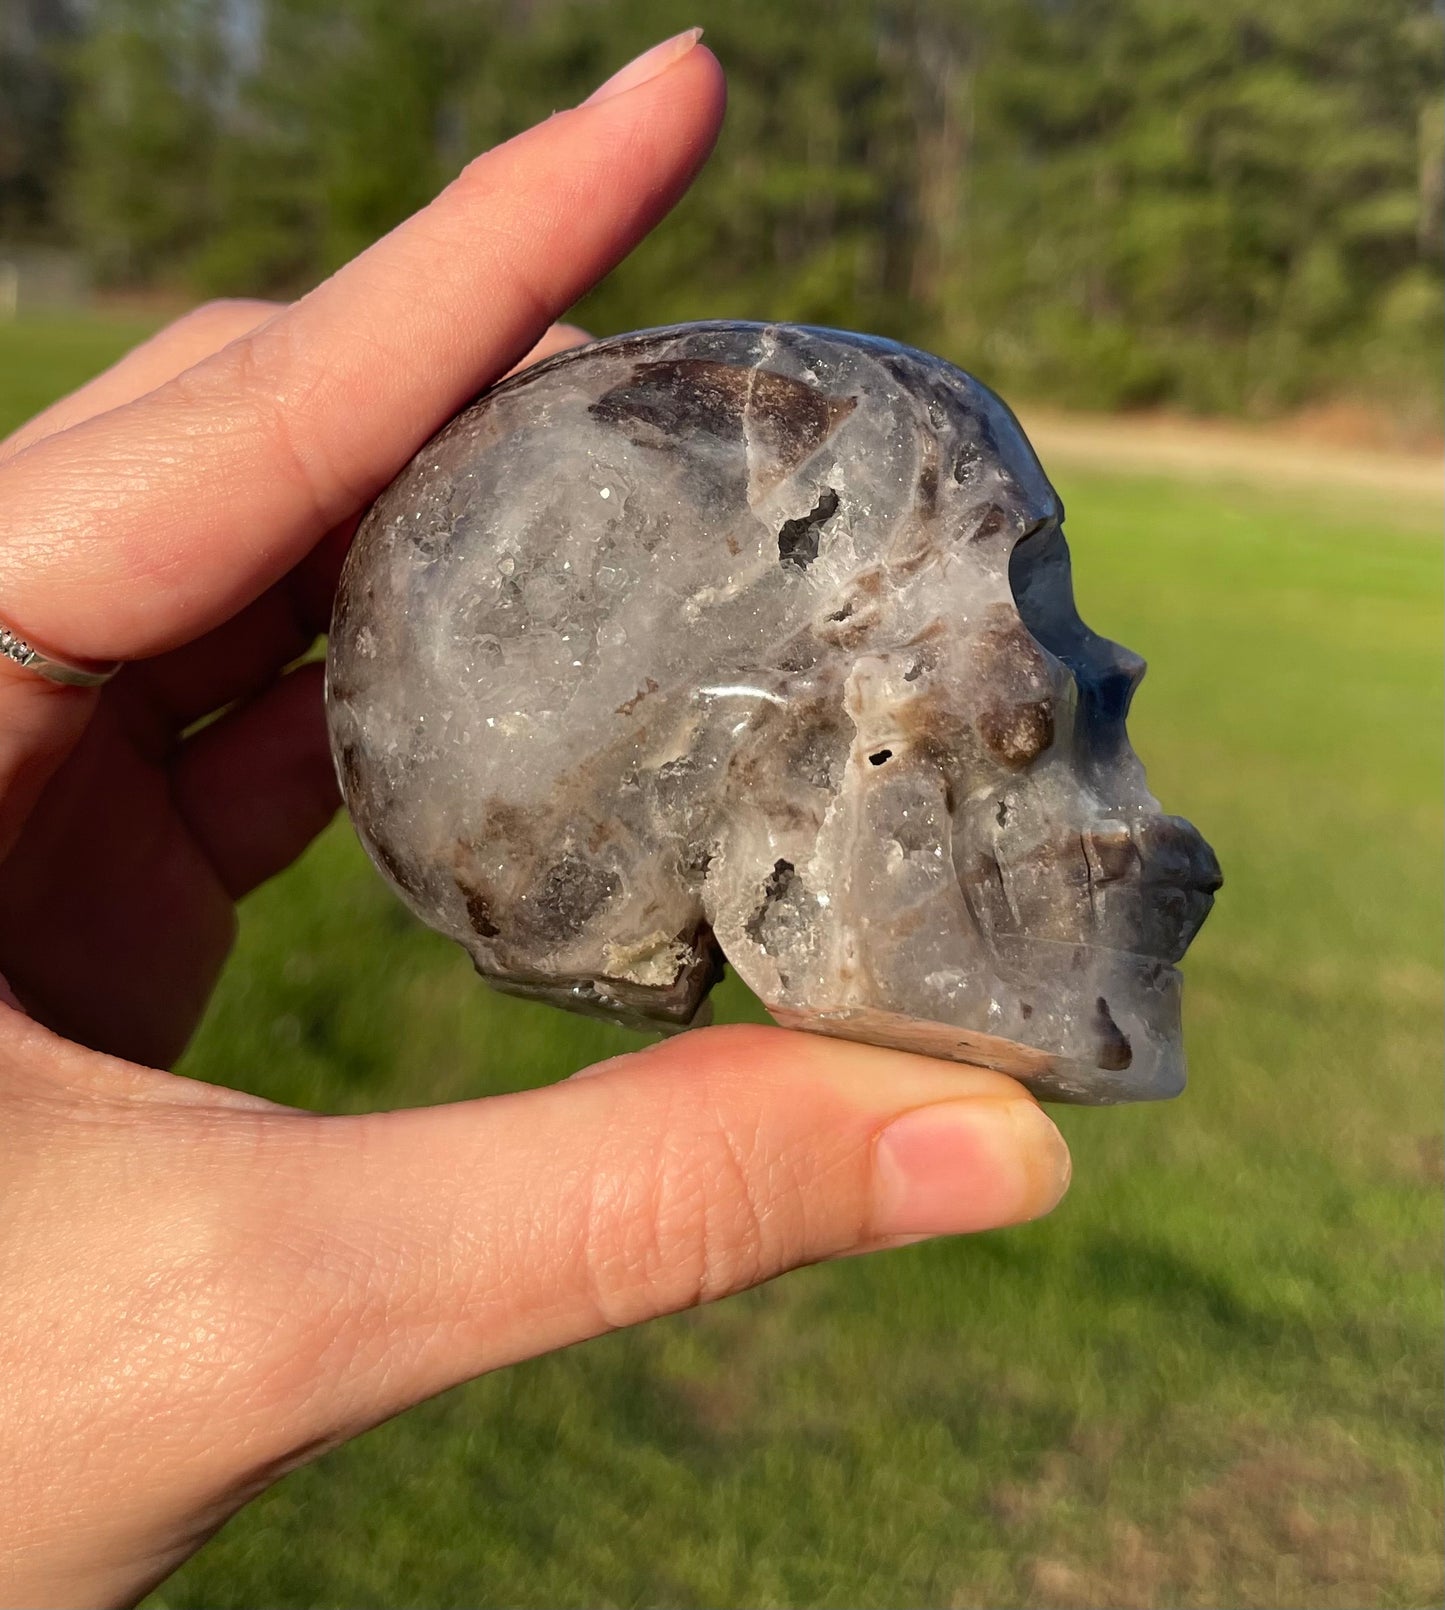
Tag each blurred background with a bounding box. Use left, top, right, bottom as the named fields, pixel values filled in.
left=4, top=0, right=1444, bottom=423
left=2, top=1, right=1442, bottom=1607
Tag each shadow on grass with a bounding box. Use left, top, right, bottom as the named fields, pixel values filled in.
left=1072, top=1235, right=1288, bottom=1347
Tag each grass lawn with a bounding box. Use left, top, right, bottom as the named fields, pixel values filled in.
left=4, top=315, right=1442, bottom=1608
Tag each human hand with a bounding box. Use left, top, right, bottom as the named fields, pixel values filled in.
left=0, top=34, right=1071, bottom=1608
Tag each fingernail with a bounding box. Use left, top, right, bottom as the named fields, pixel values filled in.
left=583, top=28, right=704, bottom=105
left=871, top=1099, right=1071, bottom=1238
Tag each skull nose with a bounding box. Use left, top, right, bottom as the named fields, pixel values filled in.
left=1134, top=815, right=1223, bottom=892
left=1193, top=836, right=1224, bottom=892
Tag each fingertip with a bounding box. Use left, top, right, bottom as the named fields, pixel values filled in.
left=870, top=1096, right=1072, bottom=1240
left=574, top=37, right=726, bottom=167
left=682, top=42, right=728, bottom=122
left=582, top=29, right=725, bottom=111
left=663, top=43, right=728, bottom=158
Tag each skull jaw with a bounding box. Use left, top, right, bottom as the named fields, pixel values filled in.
left=767, top=1002, right=1183, bottom=1105
left=454, top=881, right=1190, bottom=1102
left=764, top=944, right=1188, bottom=1106
left=466, top=942, right=1185, bottom=1105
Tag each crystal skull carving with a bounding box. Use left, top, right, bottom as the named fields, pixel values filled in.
left=326, top=322, right=1220, bottom=1103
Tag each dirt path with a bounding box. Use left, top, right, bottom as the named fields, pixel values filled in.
left=1017, top=407, right=1442, bottom=509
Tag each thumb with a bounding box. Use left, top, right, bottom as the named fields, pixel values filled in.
left=0, top=1021, right=1070, bottom=1606
left=270, top=1025, right=1071, bottom=1442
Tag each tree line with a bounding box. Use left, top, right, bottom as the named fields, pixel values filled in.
left=4, top=0, right=1441, bottom=418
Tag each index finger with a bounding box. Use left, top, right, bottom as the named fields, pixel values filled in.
left=0, top=33, right=723, bottom=662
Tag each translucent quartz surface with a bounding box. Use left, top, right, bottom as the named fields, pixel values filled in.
left=327, top=323, right=1220, bottom=1103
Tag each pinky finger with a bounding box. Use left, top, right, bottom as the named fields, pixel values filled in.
left=171, top=661, right=339, bottom=900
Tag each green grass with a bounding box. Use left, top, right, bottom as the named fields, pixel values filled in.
left=5, top=314, right=1442, bottom=1608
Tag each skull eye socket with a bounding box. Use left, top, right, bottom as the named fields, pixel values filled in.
left=1007, top=511, right=1147, bottom=757
left=1009, top=515, right=1052, bottom=562
left=1003, top=515, right=1063, bottom=663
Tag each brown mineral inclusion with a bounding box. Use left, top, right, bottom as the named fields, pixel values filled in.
left=326, top=323, right=1221, bottom=1103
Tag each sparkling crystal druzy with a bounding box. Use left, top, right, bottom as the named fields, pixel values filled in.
left=327, top=323, right=1221, bottom=1103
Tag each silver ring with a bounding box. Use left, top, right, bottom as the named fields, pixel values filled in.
left=0, top=622, right=120, bottom=688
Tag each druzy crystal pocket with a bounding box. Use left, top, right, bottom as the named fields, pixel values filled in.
left=326, top=323, right=1220, bottom=1103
